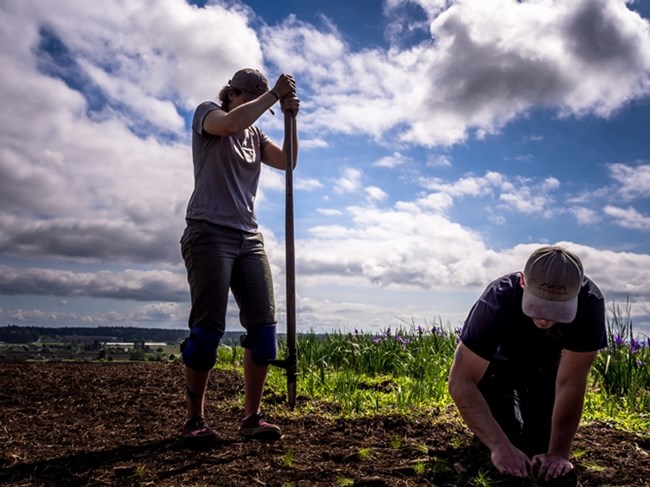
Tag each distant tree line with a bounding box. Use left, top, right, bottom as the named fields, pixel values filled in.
left=0, top=326, right=39, bottom=344
left=0, top=325, right=246, bottom=345
left=0, top=325, right=187, bottom=344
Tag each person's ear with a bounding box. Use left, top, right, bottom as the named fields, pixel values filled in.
left=519, top=273, right=526, bottom=289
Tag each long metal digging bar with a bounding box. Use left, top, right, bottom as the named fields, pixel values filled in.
left=269, top=109, right=298, bottom=410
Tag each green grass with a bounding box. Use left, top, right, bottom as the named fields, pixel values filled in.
left=336, top=477, right=354, bottom=487
left=590, top=298, right=650, bottom=419
left=468, top=469, right=493, bottom=487
left=357, top=447, right=374, bottom=460
left=413, top=461, right=427, bottom=476
left=282, top=450, right=295, bottom=467
left=216, top=304, right=649, bottom=432
left=262, top=320, right=458, bottom=417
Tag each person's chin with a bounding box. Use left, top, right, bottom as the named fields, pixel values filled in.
left=532, top=319, right=555, bottom=329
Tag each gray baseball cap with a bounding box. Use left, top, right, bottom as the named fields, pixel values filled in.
left=229, top=68, right=270, bottom=98
left=521, top=246, right=584, bottom=323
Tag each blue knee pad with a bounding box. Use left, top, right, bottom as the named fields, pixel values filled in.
left=181, top=326, right=222, bottom=372
left=240, top=324, right=277, bottom=365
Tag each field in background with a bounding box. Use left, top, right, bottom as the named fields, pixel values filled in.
left=1, top=301, right=648, bottom=486
left=2, top=301, right=648, bottom=431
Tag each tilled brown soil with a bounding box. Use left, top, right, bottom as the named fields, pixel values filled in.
left=0, top=362, right=648, bottom=486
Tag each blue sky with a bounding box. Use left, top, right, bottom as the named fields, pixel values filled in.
left=1, top=0, right=649, bottom=336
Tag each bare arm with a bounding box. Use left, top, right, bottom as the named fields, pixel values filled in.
left=448, top=343, right=530, bottom=477
left=533, top=349, right=597, bottom=480
left=550, top=350, right=596, bottom=455
left=203, top=92, right=279, bottom=136
left=261, top=96, right=300, bottom=170
left=203, top=73, right=297, bottom=137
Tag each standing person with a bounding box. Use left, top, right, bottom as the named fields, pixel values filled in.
left=179, top=68, right=299, bottom=441
left=448, top=246, right=606, bottom=481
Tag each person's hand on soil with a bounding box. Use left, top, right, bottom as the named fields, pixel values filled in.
left=532, top=452, right=574, bottom=481
left=491, top=443, right=530, bottom=478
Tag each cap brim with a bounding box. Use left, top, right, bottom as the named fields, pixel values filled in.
left=522, top=288, right=578, bottom=323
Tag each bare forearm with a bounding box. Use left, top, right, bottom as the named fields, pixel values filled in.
left=449, top=382, right=511, bottom=452
left=262, top=118, right=298, bottom=171
left=548, top=384, right=586, bottom=457
left=448, top=344, right=531, bottom=477
left=549, top=350, right=596, bottom=458
left=224, top=92, right=278, bottom=133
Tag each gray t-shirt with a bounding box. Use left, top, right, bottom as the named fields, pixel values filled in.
left=185, top=101, right=272, bottom=232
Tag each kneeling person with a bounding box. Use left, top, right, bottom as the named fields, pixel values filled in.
left=448, top=246, right=606, bottom=481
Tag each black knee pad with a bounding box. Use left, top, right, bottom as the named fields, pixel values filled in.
left=240, top=324, right=277, bottom=365
left=181, top=326, right=222, bottom=372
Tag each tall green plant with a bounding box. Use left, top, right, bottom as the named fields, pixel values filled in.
left=269, top=319, right=459, bottom=414
left=258, top=307, right=649, bottom=429
left=591, top=298, right=649, bottom=414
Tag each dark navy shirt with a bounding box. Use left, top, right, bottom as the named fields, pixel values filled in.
left=460, top=273, right=607, bottom=369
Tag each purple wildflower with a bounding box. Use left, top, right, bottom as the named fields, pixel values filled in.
left=394, top=332, right=412, bottom=349
left=630, top=338, right=641, bottom=354
left=613, top=335, right=624, bottom=347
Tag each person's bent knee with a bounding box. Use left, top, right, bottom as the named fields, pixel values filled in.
left=240, top=324, right=277, bottom=365
left=181, top=326, right=223, bottom=372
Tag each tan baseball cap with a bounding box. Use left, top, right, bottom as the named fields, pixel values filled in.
left=522, top=246, right=584, bottom=323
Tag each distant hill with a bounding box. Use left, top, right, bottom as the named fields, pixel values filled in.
left=0, top=325, right=242, bottom=345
